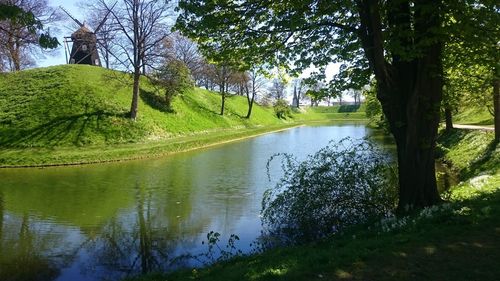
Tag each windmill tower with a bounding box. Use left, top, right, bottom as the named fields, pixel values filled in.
left=60, top=6, right=114, bottom=66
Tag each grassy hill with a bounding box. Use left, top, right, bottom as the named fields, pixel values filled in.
left=0, top=65, right=366, bottom=166
left=0, top=65, right=285, bottom=148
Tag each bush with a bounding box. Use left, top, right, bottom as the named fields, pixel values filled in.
left=153, top=60, right=194, bottom=109
left=273, top=98, right=291, bottom=119
left=261, top=138, right=398, bottom=244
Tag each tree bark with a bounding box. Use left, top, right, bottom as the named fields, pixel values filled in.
left=130, top=67, right=140, bottom=120
left=357, top=0, right=443, bottom=210
left=445, top=106, right=453, bottom=132
left=245, top=82, right=255, bottom=118
left=220, top=82, right=226, bottom=115
left=494, top=74, right=499, bottom=142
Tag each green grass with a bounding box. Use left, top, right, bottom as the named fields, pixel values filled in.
left=293, top=105, right=367, bottom=122
left=437, top=129, right=499, bottom=178
left=130, top=129, right=500, bottom=281
left=0, top=65, right=365, bottom=166
left=453, top=106, right=494, bottom=126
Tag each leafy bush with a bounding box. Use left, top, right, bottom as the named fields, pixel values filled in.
left=261, top=138, right=397, bottom=244
left=273, top=98, right=291, bottom=119
left=153, top=60, right=194, bottom=109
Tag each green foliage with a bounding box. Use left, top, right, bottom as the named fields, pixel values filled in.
left=262, top=138, right=397, bottom=243
left=153, top=60, right=194, bottom=109
left=273, top=99, right=291, bottom=119
left=305, top=89, right=328, bottom=105
left=0, top=3, right=58, bottom=49
left=363, top=81, right=389, bottom=131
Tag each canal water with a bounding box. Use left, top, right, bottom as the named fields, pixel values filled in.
left=0, top=123, right=451, bottom=281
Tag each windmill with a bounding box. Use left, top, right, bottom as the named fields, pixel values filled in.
left=60, top=5, right=115, bottom=66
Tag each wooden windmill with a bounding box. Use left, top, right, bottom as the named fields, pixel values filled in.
left=60, top=5, right=114, bottom=66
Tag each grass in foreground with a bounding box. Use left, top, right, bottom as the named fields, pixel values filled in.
left=131, top=130, right=500, bottom=281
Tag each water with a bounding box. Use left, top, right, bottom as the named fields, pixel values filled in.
left=0, top=123, right=451, bottom=280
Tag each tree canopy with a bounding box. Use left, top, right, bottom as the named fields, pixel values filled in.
left=175, top=0, right=498, bottom=209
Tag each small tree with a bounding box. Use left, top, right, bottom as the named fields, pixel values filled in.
left=273, top=98, right=291, bottom=119
left=154, top=60, right=193, bottom=109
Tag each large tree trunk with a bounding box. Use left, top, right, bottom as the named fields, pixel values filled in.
left=358, top=0, right=443, bottom=211
left=130, top=68, right=140, bottom=120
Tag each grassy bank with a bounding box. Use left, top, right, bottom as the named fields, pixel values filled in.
left=0, top=65, right=365, bottom=167
left=132, top=129, right=500, bottom=281
left=453, top=106, right=494, bottom=126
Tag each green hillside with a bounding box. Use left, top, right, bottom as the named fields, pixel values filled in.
left=0, top=65, right=285, bottom=148
left=0, top=65, right=365, bottom=166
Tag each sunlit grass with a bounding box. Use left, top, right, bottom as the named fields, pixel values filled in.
left=0, top=65, right=365, bottom=166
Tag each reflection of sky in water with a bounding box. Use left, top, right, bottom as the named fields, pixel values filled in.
left=0, top=123, right=382, bottom=281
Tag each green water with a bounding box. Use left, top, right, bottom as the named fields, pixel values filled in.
left=0, top=123, right=446, bottom=281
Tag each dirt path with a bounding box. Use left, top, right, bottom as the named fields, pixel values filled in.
left=453, top=124, right=494, bottom=131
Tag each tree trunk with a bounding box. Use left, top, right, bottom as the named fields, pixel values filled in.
left=378, top=48, right=443, bottom=211
left=130, top=68, right=140, bottom=120
left=220, top=82, right=226, bottom=115
left=494, top=74, right=499, bottom=142
left=357, top=0, right=443, bottom=211
left=245, top=84, right=255, bottom=118
left=445, top=106, right=453, bottom=132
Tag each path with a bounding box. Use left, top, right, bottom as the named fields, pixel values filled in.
left=452, top=124, right=494, bottom=131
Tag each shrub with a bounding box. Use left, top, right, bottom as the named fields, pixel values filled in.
left=261, top=138, right=398, bottom=244
left=273, top=98, right=291, bottom=119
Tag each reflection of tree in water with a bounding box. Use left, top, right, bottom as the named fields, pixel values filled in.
left=82, top=184, right=203, bottom=280
left=0, top=195, right=74, bottom=281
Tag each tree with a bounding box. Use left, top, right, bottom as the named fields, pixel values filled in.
left=212, top=63, right=234, bottom=115
left=269, top=78, right=286, bottom=101
left=0, top=1, right=59, bottom=71
left=153, top=59, right=194, bottom=109
left=176, top=0, right=463, bottom=210
left=101, top=0, right=172, bottom=120
left=161, top=32, right=203, bottom=79
left=445, top=1, right=499, bottom=140
left=303, top=77, right=327, bottom=106
left=244, top=68, right=266, bottom=118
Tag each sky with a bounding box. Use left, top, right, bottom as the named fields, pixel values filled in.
left=40, top=0, right=341, bottom=78
left=39, top=0, right=83, bottom=67
left=38, top=1, right=352, bottom=101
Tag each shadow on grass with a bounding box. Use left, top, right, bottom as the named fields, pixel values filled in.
left=338, top=104, right=361, bottom=113
left=181, top=93, right=220, bottom=116
left=0, top=111, right=128, bottom=147
left=438, top=129, right=468, bottom=148
left=139, top=89, right=174, bottom=113
left=463, top=139, right=499, bottom=179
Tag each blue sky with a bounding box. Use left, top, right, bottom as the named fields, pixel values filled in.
left=39, top=0, right=83, bottom=67
left=38, top=0, right=344, bottom=98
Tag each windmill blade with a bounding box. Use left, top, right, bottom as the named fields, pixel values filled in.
left=60, top=6, right=84, bottom=27
left=94, top=2, right=118, bottom=34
